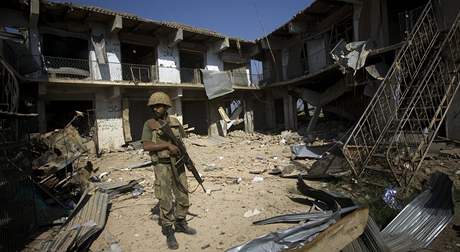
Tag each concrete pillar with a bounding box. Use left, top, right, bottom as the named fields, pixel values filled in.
left=89, top=23, right=122, bottom=81
left=283, top=91, right=297, bottom=130
left=265, top=90, right=276, bottom=129
left=307, top=106, right=321, bottom=134
left=95, top=87, right=125, bottom=151
left=244, top=99, right=254, bottom=133
left=208, top=99, right=226, bottom=137
left=170, top=88, right=183, bottom=124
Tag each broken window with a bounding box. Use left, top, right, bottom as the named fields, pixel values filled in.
left=179, top=49, right=204, bottom=83
left=120, top=43, right=157, bottom=82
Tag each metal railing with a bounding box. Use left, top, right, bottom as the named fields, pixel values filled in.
left=385, top=12, right=460, bottom=188
left=44, top=56, right=91, bottom=79
left=42, top=56, right=262, bottom=87
left=121, top=63, right=157, bottom=82
left=342, top=1, right=439, bottom=176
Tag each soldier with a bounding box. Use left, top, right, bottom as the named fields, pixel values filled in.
left=141, top=91, right=196, bottom=250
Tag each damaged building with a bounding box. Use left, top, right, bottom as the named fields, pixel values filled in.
left=250, top=0, right=460, bottom=136
left=1, top=0, right=460, bottom=251
left=2, top=0, right=269, bottom=152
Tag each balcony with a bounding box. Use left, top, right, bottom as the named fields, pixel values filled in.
left=44, top=56, right=158, bottom=83
left=44, top=56, right=90, bottom=79
left=43, top=56, right=261, bottom=88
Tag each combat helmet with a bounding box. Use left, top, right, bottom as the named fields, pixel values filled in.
left=147, top=91, right=172, bottom=107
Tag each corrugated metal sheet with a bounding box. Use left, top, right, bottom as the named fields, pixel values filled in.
left=342, top=217, right=389, bottom=252
left=342, top=172, right=454, bottom=252
left=381, top=176, right=454, bottom=252
left=44, top=191, right=109, bottom=251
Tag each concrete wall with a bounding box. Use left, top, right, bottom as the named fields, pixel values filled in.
left=95, top=88, right=125, bottom=151
left=107, top=33, right=122, bottom=81
left=89, top=23, right=122, bottom=81
left=157, top=40, right=181, bottom=83
left=205, top=49, right=223, bottom=71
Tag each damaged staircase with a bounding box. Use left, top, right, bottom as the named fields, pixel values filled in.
left=343, top=1, right=460, bottom=189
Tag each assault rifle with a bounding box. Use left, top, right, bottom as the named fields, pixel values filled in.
left=158, top=120, right=206, bottom=192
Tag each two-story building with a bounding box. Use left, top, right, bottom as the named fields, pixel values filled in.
left=2, top=0, right=273, bottom=151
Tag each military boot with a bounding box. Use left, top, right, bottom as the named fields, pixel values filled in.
left=161, top=225, right=178, bottom=250
left=174, top=219, right=197, bottom=235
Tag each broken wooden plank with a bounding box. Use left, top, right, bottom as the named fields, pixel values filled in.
left=292, top=208, right=369, bottom=252
left=122, top=98, right=132, bottom=142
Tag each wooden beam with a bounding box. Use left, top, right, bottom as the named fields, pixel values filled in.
left=292, top=208, right=369, bottom=252
left=168, top=28, right=183, bottom=48
left=122, top=98, right=132, bottom=142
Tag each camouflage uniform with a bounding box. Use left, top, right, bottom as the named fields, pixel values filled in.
left=141, top=115, right=189, bottom=226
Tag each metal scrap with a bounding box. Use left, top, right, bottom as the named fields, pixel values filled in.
left=291, top=144, right=323, bottom=159
left=227, top=178, right=361, bottom=252
left=381, top=172, right=454, bottom=251
left=343, top=172, right=454, bottom=252
left=43, top=190, right=109, bottom=252
left=330, top=39, right=370, bottom=73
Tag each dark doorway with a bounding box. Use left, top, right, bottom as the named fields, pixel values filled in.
left=182, top=100, right=208, bottom=135
left=128, top=99, right=152, bottom=141
left=45, top=100, right=93, bottom=135
left=274, top=98, right=285, bottom=127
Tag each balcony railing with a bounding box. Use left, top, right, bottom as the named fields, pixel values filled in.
left=44, top=56, right=90, bottom=79
left=42, top=56, right=261, bottom=87
left=121, top=63, right=157, bottom=83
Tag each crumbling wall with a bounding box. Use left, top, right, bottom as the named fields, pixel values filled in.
left=89, top=23, right=122, bottom=81
left=95, top=89, right=124, bottom=151
left=157, top=40, right=181, bottom=83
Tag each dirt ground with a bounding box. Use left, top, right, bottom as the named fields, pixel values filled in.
left=88, top=131, right=321, bottom=252
left=48, top=129, right=460, bottom=252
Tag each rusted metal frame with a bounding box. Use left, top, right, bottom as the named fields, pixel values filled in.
left=342, top=1, right=437, bottom=173
left=389, top=14, right=460, bottom=188
left=385, top=58, right=441, bottom=184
